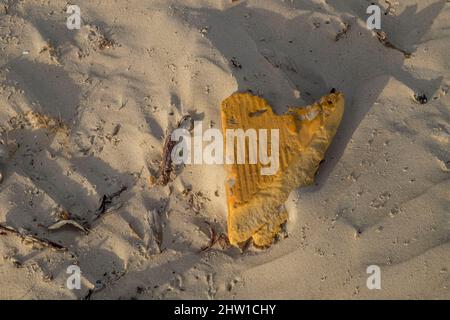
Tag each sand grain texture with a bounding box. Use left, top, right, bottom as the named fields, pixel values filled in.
left=0, top=0, right=449, bottom=299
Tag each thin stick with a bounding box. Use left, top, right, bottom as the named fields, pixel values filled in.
left=200, top=222, right=218, bottom=253
left=94, top=185, right=128, bottom=221
left=157, top=115, right=192, bottom=186
left=335, top=22, right=350, bottom=42
left=376, top=31, right=411, bottom=58
left=0, top=224, right=67, bottom=251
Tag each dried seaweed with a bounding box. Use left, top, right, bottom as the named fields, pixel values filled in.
left=384, top=0, right=397, bottom=15
left=199, top=223, right=231, bottom=252
left=0, top=224, right=67, bottom=251
left=217, top=233, right=231, bottom=250
left=183, top=189, right=208, bottom=215
left=39, top=41, right=60, bottom=63
left=157, top=115, right=192, bottom=186
left=200, top=222, right=218, bottom=253
left=94, top=186, right=127, bottom=220
left=238, top=238, right=253, bottom=253
left=158, top=133, right=177, bottom=186
left=9, top=111, right=69, bottom=135
left=47, top=219, right=89, bottom=234
left=335, top=22, right=350, bottom=41
left=376, top=31, right=411, bottom=58
left=98, top=37, right=116, bottom=50
left=87, top=25, right=118, bottom=51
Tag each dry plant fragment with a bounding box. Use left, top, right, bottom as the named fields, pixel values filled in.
left=98, top=36, right=116, bottom=50
left=158, top=133, right=177, bottom=186
left=47, top=207, right=90, bottom=233
left=87, top=25, right=118, bottom=51
left=158, top=115, right=193, bottom=186
left=217, top=233, right=231, bottom=250
left=384, top=0, right=397, bottom=15
left=39, top=41, right=60, bottom=63
left=47, top=219, right=89, bottom=234
left=335, top=22, right=350, bottom=41
left=9, top=111, right=69, bottom=135
left=221, top=92, right=344, bottom=247
left=0, top=224, right=67, bottom=251
left=94, top=186, right=127, bottom=220
left=199, top=222, right=218, bottom=252
left=376, top=31, right=411, bottom=58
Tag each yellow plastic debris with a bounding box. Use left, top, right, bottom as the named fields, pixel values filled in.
left=221, top=92, right=344, bottom=247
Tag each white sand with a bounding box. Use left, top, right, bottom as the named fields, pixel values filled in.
left=0, top=0, right=449, bottom=299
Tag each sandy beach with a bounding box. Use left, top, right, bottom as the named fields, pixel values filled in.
left=0, top=0, right=449, bottom=299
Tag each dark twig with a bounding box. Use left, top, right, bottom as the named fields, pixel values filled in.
left=0, top=224, right=67, bottom=251
left=158, top=134, right=177, bottom=186
left=157, top=115, right=192, bottom=186
left=94, top=185, right=127, bottom=220
left=376, top=31, right=411, bottom=58
left=335, top=22, right=350, bottom=41
left=217, top=233, right=231, bottom=250
left=200, top=222, right=218, bottom=253
left=238, top=238, right=253, bottom=253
